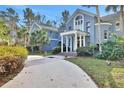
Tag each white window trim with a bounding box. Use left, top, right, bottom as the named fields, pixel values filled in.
left=86, top=21, right=90, bottom=32
left=73, top=14, right=84, bottom=31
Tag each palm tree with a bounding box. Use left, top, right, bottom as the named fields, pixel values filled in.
left=23, top=8, right=35, bottom=47
left=41, top=15, right=46, bottom=23
left=60, top=10, right=70, bottom=27
left=35, top=13, right=41, bottom=24
left=23, top=8, right=35, bottom=28
left=105, top=5, right=124, bottom=33
left=82, top=5, right=102, bottom=52
left=6, top=8, right=19, bottom=31
left=46, top=20, right=53, bottom=26
left=30, top=29, right=49, bottom=52
left=36, top=30, right=49, bottom=47
left=17, top=26, right=28, bottom=47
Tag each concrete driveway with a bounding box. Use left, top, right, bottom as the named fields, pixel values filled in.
left=2, top=55, right=97, bottom=88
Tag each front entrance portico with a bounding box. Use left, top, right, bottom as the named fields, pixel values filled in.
left=60, top=30, right=87, bottom=53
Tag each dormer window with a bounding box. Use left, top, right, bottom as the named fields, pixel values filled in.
left=78, top=21, right=80, bottom=25
left=75, top=22, right=77, bottom=25
left=81, top=20, right=83, bottom=24
left=74, top=14, right=84, bottom=31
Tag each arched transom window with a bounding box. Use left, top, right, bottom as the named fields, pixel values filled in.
left=74, top=14, right=84, bottom=31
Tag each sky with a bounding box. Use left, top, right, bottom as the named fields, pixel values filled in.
left=0, top=5, right=113, bottom=24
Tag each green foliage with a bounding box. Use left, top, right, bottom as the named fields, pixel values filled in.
left=0, top=46, right=28, bottom=58
left=23, top=8, right=35, bottom=27
left=0, top=46, right=28, bottom=75
left=96, top=36, right=124, bottom=60
left=60, top=10, right=70, bottom=27
left=0, top=21, right=11, bottom=45
left=105, top=5, right=118, bottom=12
left=17, top=26, right=28, bottom=46
left=30, top=29, right=49, bottom=46
left=46, top=20, right=53, bottom=26
left=52, top=46, right=61, bottom=54
left=76, top=46, right=94, bottom=56
left=29, top=29, right=49, bottom=53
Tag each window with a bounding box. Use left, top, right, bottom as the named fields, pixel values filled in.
left=86, top=22, right=90, bottom=27
left=78, top=21, right=80, bottom=25
left=115, top=21, right=120, bottom=31
left=104, top=30, right=108, bottom=39
left=75, top=15, right=82, bottom=20
left=74, top=15, right=84, bottom=31
left=86, top=27, right=90, bottom=32
left=75, top=22, right=77, bottom=25
left=86, top=22, right=90, bottom=32
left=81, top=20, right=83, bottom=24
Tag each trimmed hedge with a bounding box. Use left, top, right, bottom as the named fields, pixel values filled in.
left=76, top=46, right=94, bottom=56
left=0, top=46, right=28, bottom=75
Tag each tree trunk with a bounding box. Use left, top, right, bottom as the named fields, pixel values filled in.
left=96, top=5, right=102, bottom=52
left=120, top=5, right=123, bottom=33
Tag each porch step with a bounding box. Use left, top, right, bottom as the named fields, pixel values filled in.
left=58, top=52, right=77, bottom=57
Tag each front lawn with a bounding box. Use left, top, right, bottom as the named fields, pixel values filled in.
left=66, top=57, right=124, bottom=88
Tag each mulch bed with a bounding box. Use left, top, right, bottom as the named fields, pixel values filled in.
left=0, top=64, right=24, bottom=87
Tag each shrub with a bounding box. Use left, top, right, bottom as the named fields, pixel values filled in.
left=96, top=41, right=116, bottom=59
left=96, top=41, right=124, bottom=60
left=0, top=46, right=28, bottom=58
left=108, top=45, right=124, bottom=60
left=76, top=46, right=94, bottom=56
left=0, top=46, right=28, bottom=75
left=52, top=46, right=61, bottom=54
left=52, top=45, right=71, bottom=54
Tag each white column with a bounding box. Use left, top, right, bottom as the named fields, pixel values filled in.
left=79, top=35, right=82, bottom=47
left=66, top=35, right=68, bottom=52
left=83, top=35, right=86, bottom=47
left=70, top=36, right=72, bottom=52
left=61, top=35, right=63, bottom=52
left=74, top=33, right=77, bottom=51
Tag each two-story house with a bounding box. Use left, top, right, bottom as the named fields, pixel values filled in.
left=30, top=9, right=124, bottom=53
left=60, top=9, right=97, bottom=53
left=60, top=9, right=124, bottom=53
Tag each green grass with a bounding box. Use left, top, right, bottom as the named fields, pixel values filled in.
left=66, top=57, right=124, bottom=88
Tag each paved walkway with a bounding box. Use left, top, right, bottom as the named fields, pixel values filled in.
left=2, top=55, right=97, bottom=88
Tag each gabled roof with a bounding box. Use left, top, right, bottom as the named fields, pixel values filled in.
left=29, top=22, right=58, bottom=33
left=66, top=9, right=96, bottom=24
left=101, top=11, right=124, bottom=22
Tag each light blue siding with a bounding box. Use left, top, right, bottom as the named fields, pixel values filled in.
left=42, top=31, right=60, bottom=51
left=66, top=11, right=96, bottom=45
left=42, top=40, right=59, bottom=51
